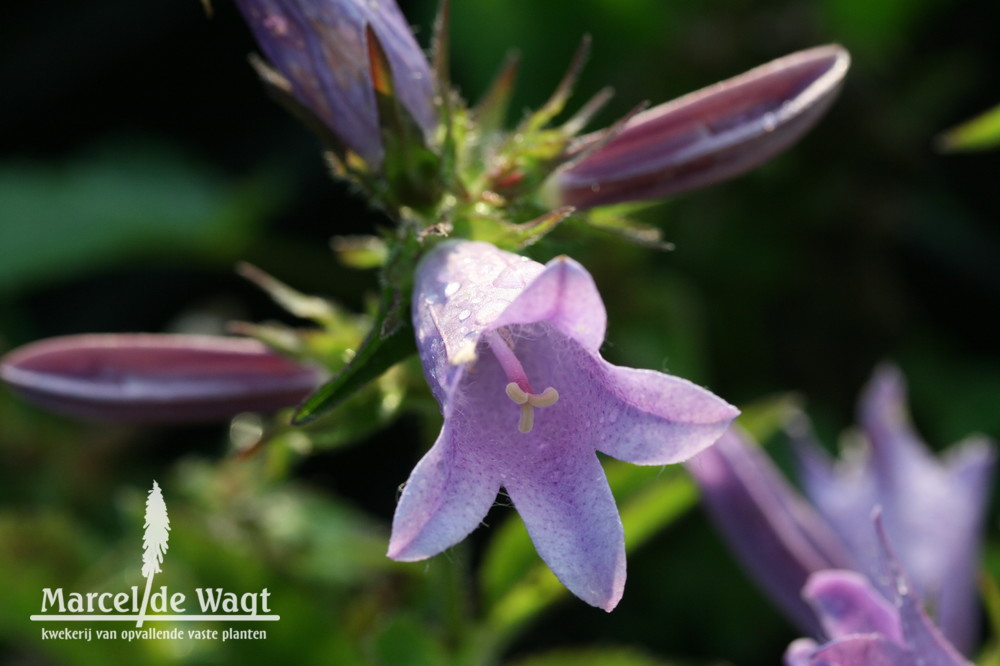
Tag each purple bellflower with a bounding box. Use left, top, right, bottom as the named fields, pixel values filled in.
left=0, top=334, right=320, bottom=423
left=795, top=365, right=995, bottom=653
left=785, top=516, right=972, bottom=666
left=552, top=45, right=850, bottom=209
left=388, top=241, right=738, bottom=611
left=234, top=0, right=436, bottom=168
left=687, top=365, right=994, bottom=652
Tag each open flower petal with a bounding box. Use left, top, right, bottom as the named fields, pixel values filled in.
left=393, top=240, right=737, bottom=609
left=505, top=449, right=625, bottom=611
left=386, top=419, right=501, bottom=561
left=802, top=570, right=902, bottom=643
left=807, top=635, right=913, bottom=666
left=597, top=366, right=738, bottom=464
left=793, top=364, right=996, bottom=653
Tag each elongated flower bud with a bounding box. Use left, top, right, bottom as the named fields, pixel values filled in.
left=553, top=45, right=850, bottom=209
left=235, top=0, right=436, bottom=168
left=0, top=334, right=320, bottom=423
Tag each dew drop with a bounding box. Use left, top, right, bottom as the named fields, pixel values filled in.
left=445, top=282, right=461, bottom=297
left=458, top=309, right=471, bottom=321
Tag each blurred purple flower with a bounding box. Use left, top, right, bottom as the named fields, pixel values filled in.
left=388, top=241, right=738, bottom=610
left=687, top=364, right=994, bottom=652
left=0, top=334, right=320, bottom=423
left=553, top=45, right=849, bottom=209
left=785, top=517, right=972, bottom=666
left=796, top=364, right=994, bottom=652
left=234, top=0, right=436, bottom=167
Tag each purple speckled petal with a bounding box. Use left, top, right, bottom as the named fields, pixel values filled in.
left=874, top=515, right=973, bottom=666
left=595, top=365, right=738, bottom=464
left=858, top=365, right=994, bottom=653
left=0, top=334, right=320, bottom=423
left=412, top=240, right=545, bottom=405
left=556, top=45, right=849, bottom=208
left=789, top=364, right=994, bottom=654
left=791, top=417, right=880, bottom=587
left=809, top=635, right=914, bottom=666
left=687, top=428, right=854, bottom=635
left=492, top=256, right=607, bottom=353
left=386, top=419, right=501, bottom=560
left=802, top=570, right=903, bottom=643
left=395, top=240, right=735, bottom=608
left=235, top=0, right=435, bottom=166
left=505, top=449, right=626, bottom=611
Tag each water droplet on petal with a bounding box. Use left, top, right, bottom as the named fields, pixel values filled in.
left=444, top=282, right=461, bottom=297
left=458, top=309, right=471, bottom=321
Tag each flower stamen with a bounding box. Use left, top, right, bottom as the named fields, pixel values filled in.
left=486, top=330, right=558, bottom=434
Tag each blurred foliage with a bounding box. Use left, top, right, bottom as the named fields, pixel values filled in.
left=2, top=0, right=999, bottom=664
left=938, top=102, right=1000, bottom=152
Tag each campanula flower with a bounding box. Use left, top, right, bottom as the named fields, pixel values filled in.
left=388, top=241, right=738, bottom=610
left=688, top=365, right=994, bottom=651
left=552, top=45, right=850, bottom=209
left=0, top=334, right=319, bottom=423
left=795, top=364, right=994, bottom=652
left=234, top=0, right=436, bottom=168
left=785, top=516, right=972, bottom=666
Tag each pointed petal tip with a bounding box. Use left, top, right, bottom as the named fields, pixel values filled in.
left=385, top=538, right=421, bottom=563
left=599, top=593, right=622, bottom=613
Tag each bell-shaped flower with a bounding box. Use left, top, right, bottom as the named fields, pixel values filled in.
left=795, top=364, right=995, bottom=652
left=687, top=364, right=994, bottom=653
left=234, top=0, right=436, bottom=168
left=388, top=240, right=738, bottom=611
left=0, top=334, right=320, bottom=423
left=550, top=45, right=850, bottom=209
left=785, top=516, right=972, bottom=666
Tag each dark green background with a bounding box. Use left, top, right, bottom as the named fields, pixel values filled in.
left=2, top=0, right=998, bottom=663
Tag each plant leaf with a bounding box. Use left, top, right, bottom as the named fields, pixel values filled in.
left=290, top=318, right=415, bottom=426
left=938, top=102, right=1000, bottom=152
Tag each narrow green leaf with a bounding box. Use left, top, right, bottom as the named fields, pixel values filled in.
left=473, top=52, right=521, bottom=136
left=519, top=35, right=591, bottom=134
left=467, top=206, right=575, bottom=250
left=979, top=568, right=1000, bottom=664
left=735, top=393, right=804, bottom=443
left=292, top=231, right=420, bottom=425
left=330, top=235, right=390, bottom=270
left=290, top=320, right=415, bottom=425
left=580, top=208, right=673, bottom=250
left=938, top=102, right=1000, bottom=152
left=238, top=262, right=343, bottom=328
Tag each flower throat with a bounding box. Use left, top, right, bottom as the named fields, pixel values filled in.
left=484, top=330, right=559, bottom=434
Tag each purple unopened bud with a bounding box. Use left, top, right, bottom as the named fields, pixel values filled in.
left=1, top=334, right=321, bottom=423
left=235, top=0, right=436, bottom=168
left=553, top=45, right=850, bottom=209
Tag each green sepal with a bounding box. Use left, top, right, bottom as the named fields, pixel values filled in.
left=462, top=206, right=575, bottom=251
left=291, top=231, right=420, bottom=425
